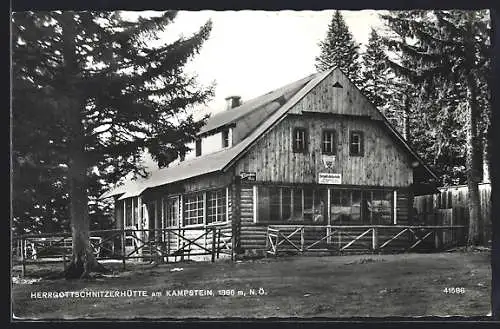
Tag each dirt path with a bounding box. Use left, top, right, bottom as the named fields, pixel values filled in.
left=11, top=252, right=491, bottom=319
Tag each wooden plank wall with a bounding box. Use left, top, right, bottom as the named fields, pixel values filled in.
left=235, top=115, right=413, bottom=187
left=288, top=68, right=385, bottom=120
left=414, top=183, right=491, bottom=243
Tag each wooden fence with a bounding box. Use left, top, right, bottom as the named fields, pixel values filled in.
left=12, top=225, right=232, bottom=276
left=266, top=225, right=466, bottom=256
left=413, top=183, right=491, bottom=244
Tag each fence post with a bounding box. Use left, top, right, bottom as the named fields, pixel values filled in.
left=121, top=228, right=126, bottom=271
left=166, top=229, right=170, bottom=263
left=372, top=227, right=378, bottom=252
left=300, top=227, right=304, bottom=252
left=211, top=227, right=216, bottom=263
left=216, top=228, right=221, bottom=259
left=20, top=236, right=26, bottom=277
left=434, top=228, right=440, bottom=250
left=63, top=252, right=67, bottom=272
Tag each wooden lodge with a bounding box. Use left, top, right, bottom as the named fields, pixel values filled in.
left=101, top=67, right=451, bottom=259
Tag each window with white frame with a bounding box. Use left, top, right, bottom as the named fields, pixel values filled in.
left=183, top=193, right=204, bottom=226
left=322, top=130, right=336, bottom=155
left=206, top=189, right=227, bottom=224
left=164, top=197, right=179, bottom=227
left=349, top=131, right=364, bottom=156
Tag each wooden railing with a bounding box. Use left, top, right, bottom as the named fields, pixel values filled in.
left=266, top=225, right=467, bottom=256
left=12, top=225, right=232, bottom=276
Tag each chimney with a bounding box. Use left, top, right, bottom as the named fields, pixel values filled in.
left=225, top=96, right=241, bottom=110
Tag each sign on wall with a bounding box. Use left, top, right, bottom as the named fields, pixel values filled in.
left=322, top=154, right=336, bottom=169
left=240, top=172, right=256, bottom=181
left=318, top=173, right=342, bottom=184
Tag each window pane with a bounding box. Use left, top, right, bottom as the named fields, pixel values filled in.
left=166, top=197, right=179, bottom=227
left=292, top=188, right=303, bottom=221
left=269, top=187, right=280, bottom=222
left=116, top=200, right=124, bottom=227
left=362, top=191, right=372, bottom=224
left=282, top=188, right=291, bottom=220
left=371, top=190, right=393, bottom=224
left=125, top=199, right=132, bottom=227
left=206, top=191, right=217, bottom=224
left=313, top=189, right=327, bottom=224
left=258, top=187, right=271, bottom=222
left=183, top=193, right=204, bottom=226
left=322, top=131, right=335, bottom=154
left=330, top=190, right=351, bottom=224
left=303, top=188, right=314, bottom=221
left=293, top=128, right=307, bottom=152
left=351, top=190, right=362, bottom=222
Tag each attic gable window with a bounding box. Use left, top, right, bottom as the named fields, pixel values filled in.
left=292, top=127, right=307, bottom=153
left=221, top=129, right=229, bottom=148
left=322, top=130, right=336, bottom=155
left=349, top=131, right=364, bottom=156
left=195, top=139, right=202, bottom=157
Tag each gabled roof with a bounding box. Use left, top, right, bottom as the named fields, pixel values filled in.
left=101, top=67, right=437, bottom=199
left=198, top=73, right=316, bottom=135
left=101, top=69, right=331, bottom=199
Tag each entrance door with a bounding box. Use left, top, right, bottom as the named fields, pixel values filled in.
left=142, top=202, right=156, bottom=242
left=165, top=196, right=180, bottom=252
left=166, top=196, right=180, bottom=228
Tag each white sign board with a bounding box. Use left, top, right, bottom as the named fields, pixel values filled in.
left=318, top=173, right=342, bottom=184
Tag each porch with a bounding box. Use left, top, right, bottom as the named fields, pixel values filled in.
left=265, top=224, right=467, bottom=256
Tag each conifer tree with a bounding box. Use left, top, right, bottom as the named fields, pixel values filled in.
left=315, top=10, right=361, bottom=85
left=12, top=11, right=214, bottom=278
left=360, top=28, right=407, bottom=137
left=380, top=10, right=491, bottom=245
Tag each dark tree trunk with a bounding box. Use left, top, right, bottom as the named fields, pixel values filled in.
left=65, top=149, right=107, bottom=278
left=465, top=72, right=483, bottom=246
left=489, top=8, right=499, bottom=320
left=60, top=12, right=107, bottom=279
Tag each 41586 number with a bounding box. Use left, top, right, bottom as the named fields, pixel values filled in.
left=443, top=287, right=465, bottom=294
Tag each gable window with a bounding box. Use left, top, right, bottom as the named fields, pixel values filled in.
left=322, top=130, right=336, bottom=155
left=195, top=139, right=202, bottom=157
left=221, top=129, right=229, bottom=148
left=349, top=131, right=364, bottom=156
left=292, top=128, right=307, bottom=153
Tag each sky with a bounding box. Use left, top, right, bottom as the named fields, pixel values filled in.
left=139, top=10, right=387, bottom=118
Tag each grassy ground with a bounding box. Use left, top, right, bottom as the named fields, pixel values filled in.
left=11, top=251, right=491, bottom=319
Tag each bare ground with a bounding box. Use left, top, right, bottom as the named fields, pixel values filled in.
left=11, top=251, right=492, bottom=320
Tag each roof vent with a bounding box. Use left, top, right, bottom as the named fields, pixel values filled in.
left=333, top=82, right=343, bottom=88
left=225, top=96, right=241, bottom=110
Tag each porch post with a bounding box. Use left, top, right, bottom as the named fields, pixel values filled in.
left=372, top=227, right=378, bottom=252
left=231, top=175, right=242, bottom=260
left=327, top=188, right=331, bottom=244
left=393, top=190, right=397, bottom=225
